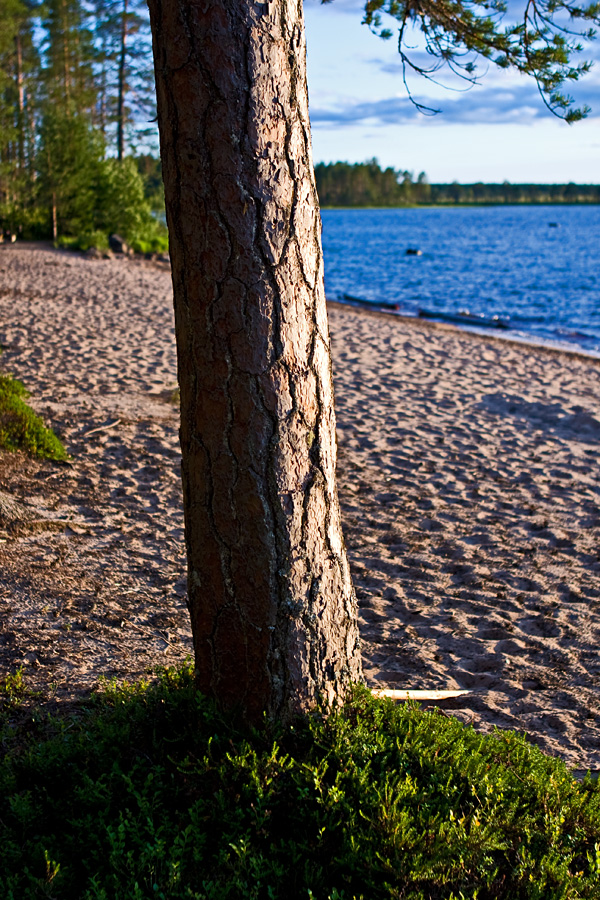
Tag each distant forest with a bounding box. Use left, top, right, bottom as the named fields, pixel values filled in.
left=0, top=0, right=167, bottom=251
left=314, top=160, right=600, bottom=207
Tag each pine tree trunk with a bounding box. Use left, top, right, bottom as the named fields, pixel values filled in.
left=28, top=106, right=36, bottom=178
left=61, top=0, right=70, bottom=101
left=15, top=33, right=25, bottom=171
left=148, top=0, right=362, bottom=722
left=51, top=192, right=57, bottom=240
left=116, top=0, right=128, bottom=161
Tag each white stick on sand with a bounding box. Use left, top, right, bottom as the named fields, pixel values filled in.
left=372, top=689, right=471, bottom=700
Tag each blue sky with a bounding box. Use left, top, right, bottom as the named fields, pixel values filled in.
left=303, top=0, right=600, bottom=182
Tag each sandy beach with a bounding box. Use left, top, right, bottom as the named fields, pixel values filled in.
left=1, top=242, right=599, bottom=772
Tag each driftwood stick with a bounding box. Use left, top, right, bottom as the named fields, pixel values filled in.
left=82, top=419, right=121, bottom=438
left=371, top=689, right=471, bottom=700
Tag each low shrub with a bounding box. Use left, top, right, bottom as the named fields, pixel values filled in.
left=56, top=231, right=109, bottom=252
left=96, top=157, right=157, bottom=243
left=130, top=233, right=169, bottom=255
left=57, top=229, right=168, bottom=256
left=0, top=203, right=49, bottom=241
left=55, top=235, right=80, bottom=250
left=1, top=669, right=599, bottom=899
left=0, top=374, right=67, bottom=460
left=77, top=230, right=110, bottom=252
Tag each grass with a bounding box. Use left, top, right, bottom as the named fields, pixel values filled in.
left=0, top=373, right=67, bottom=460
left=0, top=668, right=41, bottom=707
left=1, top=666, right=600, bottom=899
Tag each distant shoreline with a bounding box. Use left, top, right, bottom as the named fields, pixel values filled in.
left=320, top=200, right=600, bottom=210
left=315, top=161, right=600, bottom=208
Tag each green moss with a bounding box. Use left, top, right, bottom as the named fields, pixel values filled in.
left=1, top=668, right=599, bottom=899
left=0, top=374, right=67, bottom=460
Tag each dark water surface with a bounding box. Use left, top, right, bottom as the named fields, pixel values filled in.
left=321, top=206, right=600, bottom=355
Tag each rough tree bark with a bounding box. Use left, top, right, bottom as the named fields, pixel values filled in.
left=148, top=0, right=362, bottom=721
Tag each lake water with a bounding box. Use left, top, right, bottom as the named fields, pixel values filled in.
left=321, top=206, right=600, bottom=356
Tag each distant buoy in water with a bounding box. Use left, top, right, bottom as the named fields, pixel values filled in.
left=406, top=248, right=423, bottom=256
left=548, top=222, right=559, bottom=228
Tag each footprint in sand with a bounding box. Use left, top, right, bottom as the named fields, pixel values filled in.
left=518, top=615, right=562, bottom=638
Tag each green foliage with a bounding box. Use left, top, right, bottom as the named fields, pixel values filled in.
left=129, top=234, right=169, bottom=255
left=1, top=0, right=600, bottom=242
left=0, top=203, right=49, bottom=241
left=57, top=230, right=110, bottom=252
left=1, top=669, right=600, bottom=899
left=135, top=153, right=165, bottom=217
left=362, top=0, right=600, bottom=121
left=38, top=109, right=105, bottom=236
left=58, top=227, right=168, bottom=256
left=0, top=1, right=159, bottom=241
left=42, top=0, right=97, bottom=114
left=0, top=668, right=36, bottom=708
left=0, top=1, right=40, bottom=235
left=0, top=374, right=67, bottom=460
left=48, top=153, right=166, bottom=250
left=96, top=156, right=158, bottom=243
left=427, top=181, right=600, bottom=205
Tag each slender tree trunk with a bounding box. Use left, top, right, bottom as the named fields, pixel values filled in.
left=27, top=105, right=36, bottom=179
left=51, top=192, right=57, bottom=240
left=15, top=33, right=25, bottom=171
left=61, top=0, right=70, bottom=102
left=117, top=0, right=128, bottom=161
left=148, top=0, right=362, bottom=722
left=99, top=50, right=107, bottom=141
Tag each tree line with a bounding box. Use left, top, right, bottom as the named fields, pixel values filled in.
left=315, top=160, right=600, bottom=207
left=0, top=0, right=165, bottom=251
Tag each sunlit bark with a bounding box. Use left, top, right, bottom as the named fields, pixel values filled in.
left=148, top=0, right=362, bottom=721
